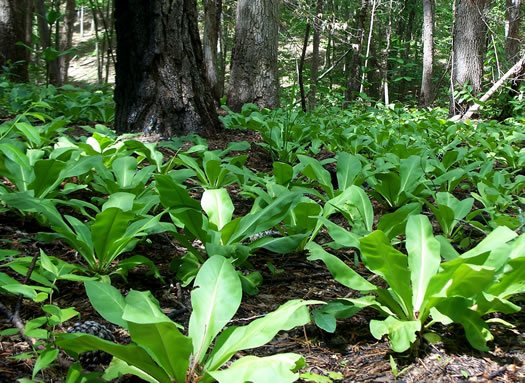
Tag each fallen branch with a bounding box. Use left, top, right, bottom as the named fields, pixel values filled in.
left=450, top=53, right=525, bottom=121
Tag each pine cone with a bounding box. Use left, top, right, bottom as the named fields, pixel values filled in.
left=67, top=320, right=115, bottom=365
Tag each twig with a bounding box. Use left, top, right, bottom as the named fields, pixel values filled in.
left=14, top=250, right=40, bottom=320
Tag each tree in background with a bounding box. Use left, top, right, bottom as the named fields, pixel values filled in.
left=420, top=0, right=435, bottom=107
left=504, top=0, right=522, bottom=64
left=450, top=0, right=488, bottom=114
left=113, top=0, right=221, bottom=137
left=345, top=0, right=368, bottom=101
left=203, top=0, right=222, bottom=105
left=59, top=0, right=76, bottom=84
left=227, top=0, right=280, bottom=112
left=35, top=0, right=62, bottom=86
left=0, top=0, right=31, bottom=82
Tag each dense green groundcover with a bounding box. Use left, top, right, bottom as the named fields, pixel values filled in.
left=0, top=80, right=524, bottom=382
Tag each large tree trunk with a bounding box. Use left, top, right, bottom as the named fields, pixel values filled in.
left=450, top=0, right=488, bottom=114
left=505, top=0, right=522, bottom=64
left=203, top=0, right=222, bottom=104
left=419, top=0, right=434, bottom=106
left=0, top=0, right=31, bottom=82
left=59, top=0, right=76, bottom=84
left=345, top=0, right=368, bottom=101
left=227, top=0, right=280, bottom=112
left=114, top=0, right=221, bottom=138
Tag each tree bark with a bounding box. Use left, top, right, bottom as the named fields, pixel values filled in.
left=35, top=0, right=62, bottom=86
left=451, top=53, right=525, bottom=121
left=0, top=0, right=31, bottom=82
left=299, top=23, right=311, bottom=112
left=505, top=0, right=522, bottom=64
left=419, top=0, right=434, bottom=106
left=59, top=0, right=76, bottom=84
left=345, top=0, right=368, bottom=101
left=114, top=0, right=221, bottom=137
left=450, top=0, right=488, bottom=114
left=308, top=0, right=323, bottom=110
left=203, top=0, right=222, bottom=105
left=227, top=0, right=280, bottom=112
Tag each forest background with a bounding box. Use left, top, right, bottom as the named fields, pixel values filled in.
left=0, top=0, right=524, bottom=382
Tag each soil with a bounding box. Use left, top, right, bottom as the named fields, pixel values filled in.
left=0, top=128, right=524, bottom=383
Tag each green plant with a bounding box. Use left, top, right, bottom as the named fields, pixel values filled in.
left=0, top=249, right=88, bottom=381
left=307, top=215, right=524, bottom=352
left=156, top=174, right=304, bottom=288
left=389, top=355, right=410, bottom=380
left=57, top=256, right=321, bottom=383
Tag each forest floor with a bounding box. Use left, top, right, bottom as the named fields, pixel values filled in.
left=0, top=128, right=524, bottom=383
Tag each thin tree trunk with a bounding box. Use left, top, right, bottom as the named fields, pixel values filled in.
left=505, top=0, right=522, bottom=64
left=298, top=23, right=311, bottom=112
left=345, top=0, right=368, bottom=101
left=203, top=0, right=222, bottom=105
left=359, top=0, right=377, bottom=95
left=419, top=0, right=435, bottom=106
left=309, top=0, right=323, bottom=110
left=35, top=0, right=62, bottom=86
left=381, top=0, right=394, bottom=105
left=59, top=0, right=76, bottom=84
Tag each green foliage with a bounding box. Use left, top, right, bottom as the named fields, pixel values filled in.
left=308, top=215, right=524, bottom=352
left=56, top=256, right=320, bottom=383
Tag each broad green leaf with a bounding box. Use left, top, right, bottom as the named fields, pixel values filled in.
left=341, top=185, right=374, bottom=233
left=273, top=162, right=293, bottom=185
left=360, top=231, right=413, bottom=317
left=369, top=316, right=420, bottom=352
left=435, top=297, right=493, bottom=351
left=209, top=354, right=304, bottom=383
left=249, top=233, right=308, bottom=254
left=312, top=296, right=378, bottom=333
left=33, top=348, right=59, bottom=379
left=297, top=155, right=333, bottom=197
left=306, top=242, right=375, bottom=291
left=0, top=143, right=30, bottom=169
left=406, top=215, right=440, bottom=312
left=509, top=233, right=525, bottom=259
left=336, top=152, right=362, bottom=190
left=377, top=202, right=421, bottom=239
left=39, top=249, right=58, bottom=277
left=128, top=321, right=192, bottom=382
left=189, top=256, right=242, bottom=364
left=84, top=281, right=127, bottom=328
left=123, top=290, right=172, bottom=324
left=463, top=226, right=517, bottom=259
left=102, top=192, right=136, bottom=212
left=155, top=174, right=200, bottom=210
left=103, top=358, right=159, bottom=383
left=201, top=189, right=234, bottom=231
left=56, top=333, right=171, bottom=383
left=28, top=159, right=67, bottom=198
left=398, top=155, right=424, bottom=200
left=315, top=216, right=360, bottom=248
left=206, top=299, right=318, bottom=371
left=224, top=192, right=302, bottom=244
left=15, top=122, right=41, bottom=147
left=112, top=156, right=137, bottom=188
left=91, top=207, right=135, bottom=266
left=486, top=257, right=525, bottom=298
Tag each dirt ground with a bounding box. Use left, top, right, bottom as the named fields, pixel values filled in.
left=0, top=128, right=524, bottom=383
